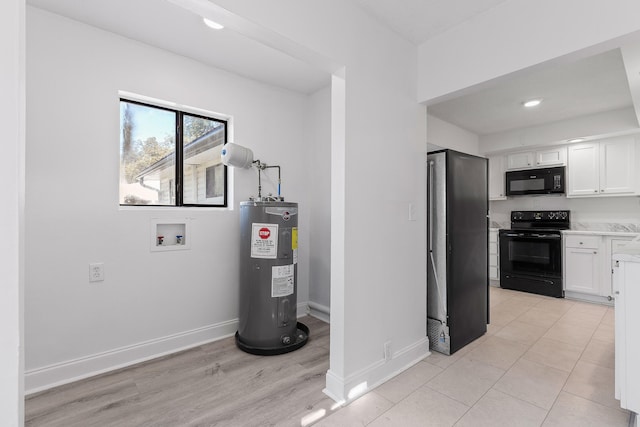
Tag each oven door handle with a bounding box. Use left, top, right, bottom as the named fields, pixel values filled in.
left=504, top=274, right=557, bottom=285
left=530, top=234, right=561, bottom=239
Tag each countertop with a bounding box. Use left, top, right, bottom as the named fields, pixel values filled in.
left=488, top=228, right=640, bottom=237
left=563, top=230, right=640, bottom=237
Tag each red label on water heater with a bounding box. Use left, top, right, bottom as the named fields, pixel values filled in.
left=251, top=223, right=278, bottom=259
left=259, top=228, right=271, bottom=239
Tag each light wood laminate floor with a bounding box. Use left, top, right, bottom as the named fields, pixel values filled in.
left=26, top=288, right=631, bottom=426
left=25, top=316, right=334, bottom=427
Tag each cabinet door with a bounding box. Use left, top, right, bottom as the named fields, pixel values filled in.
left=506, top=151, right=533, bottom=170
left=567, top=143, right=600, bottom=196
left=613, top=259, right=640, bottom=412
left=599, top=138, right=635, bottom=195
left=489, top=229, right=499, bottom=280
left=488, top=155, right=506, bottom=200
left=565, top=247, right=600, bottom=294
left=535, top=147, right=566, bottom=167
left=613, top=259, right=624, bottom=401
left=607, top=238, right=635, bottom=298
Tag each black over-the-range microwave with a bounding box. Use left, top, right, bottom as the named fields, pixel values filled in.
left=505, top=166, right=565, bottom=196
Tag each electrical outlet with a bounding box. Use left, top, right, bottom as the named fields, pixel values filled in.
left=408, top=203, right=417, bottom=221
left=383, top=341, right=392, bottom=361
left=89, top=263, right=104, bottom=282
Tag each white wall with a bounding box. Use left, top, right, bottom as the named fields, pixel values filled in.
left=306, top=85, right=331, bottom=318
left=1, top=0, right=24, bottom=423
left=209, top=0, right=429, bottom=401
left=25, top=7, right=317, bottom=391
left=427, top=114, right=480, bottom=155
left=480, top=108, right=639, bottom=154
left=418, top=0, right=640, bottom=104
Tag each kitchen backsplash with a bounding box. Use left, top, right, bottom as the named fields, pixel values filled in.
left=488, top=195, right=640, bottom=231
left=489, top=219, right=640, bottom=232
left=490, top=220, right=509, bottom=229
left=570, top=222, right=640, bottom=232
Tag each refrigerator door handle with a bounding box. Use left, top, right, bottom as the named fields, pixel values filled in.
left=428, top=160, right=434, bottom=252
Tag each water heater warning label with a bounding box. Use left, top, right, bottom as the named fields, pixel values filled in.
left=292, top=227, right=298, bottom=265
left=251, top=223, right=278, bottom=259
left=272, top=264, right=294, bottom=297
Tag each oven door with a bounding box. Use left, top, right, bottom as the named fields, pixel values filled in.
left=499, top=230, right=562, bottom=278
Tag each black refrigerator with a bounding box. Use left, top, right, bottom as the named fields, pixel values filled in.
left=427, top=149, right=489, bottom=355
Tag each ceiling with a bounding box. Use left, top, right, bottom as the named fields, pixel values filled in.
left=353, top=0, right=510, bottom=45
left=350, top=0, right=640, bottom=136
left=26, top=0, right=640, bottom=136
left=26, top=0, right=331, bottom=94
left=427, top=48, right=636, bottom=135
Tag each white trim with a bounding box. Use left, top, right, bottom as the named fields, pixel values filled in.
left=118, top=90, right=232, bottom=122
left=26, top=302, right=313, bottom=394
left=25, top=319, right=238, bottom=395
left=308, top=301, right=330, bottom=323
left=297, top=302, right=310, bottom=317
left=27, top=301, right=312, bottom=394
left=564, top=291, right=613, bottom=306
left=323, top=337, right=430, bottom=403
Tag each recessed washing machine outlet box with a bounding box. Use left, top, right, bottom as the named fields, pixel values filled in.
left=150, top=218, right=191, bottom=252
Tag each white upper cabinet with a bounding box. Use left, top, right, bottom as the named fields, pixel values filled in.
left=535, top=147, right=567, bottom=167
left=506, top=151, right=534, bottom=170
left=506, top=147, right=566, bottom=170
left=488, top=155, right=506, bottom=200
left=567, top=143, right=600, bottom=196
left=567, top=136, right=637, bottom=197
left=600, top=138, right=636, bottom=194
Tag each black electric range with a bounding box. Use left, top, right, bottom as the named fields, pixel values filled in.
left=499, top=211, right=570, bottom=298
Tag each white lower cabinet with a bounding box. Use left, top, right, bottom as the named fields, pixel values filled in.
left=564, top=233, right=637, bottom=304
left=565, top=235, right=600, bottom=295
left=612, top=250, right=640, bottom=415
left=489, top=229, right=499, bottom=280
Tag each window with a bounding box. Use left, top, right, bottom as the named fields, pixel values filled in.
left=205, top=164, right=224, bottom=198
left=119, top=99, right=227, bottom=207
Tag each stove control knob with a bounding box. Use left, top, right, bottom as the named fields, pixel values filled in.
left=549, top=212, right=556, bottom=219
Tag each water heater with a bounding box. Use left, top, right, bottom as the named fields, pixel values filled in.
left=236, top=200, right=308, bottom=355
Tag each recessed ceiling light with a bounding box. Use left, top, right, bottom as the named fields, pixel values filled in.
left=523, top=99, right=543, bottom=108
left=568, top=138, right=586, bottom=143
left=203, top=17, right=224, bottom=30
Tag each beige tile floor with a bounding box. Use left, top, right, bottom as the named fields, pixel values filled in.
left=316, top=286, right=630, bottom=427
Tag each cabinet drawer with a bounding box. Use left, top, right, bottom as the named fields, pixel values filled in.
left=565, top=235, right=600, bottom=249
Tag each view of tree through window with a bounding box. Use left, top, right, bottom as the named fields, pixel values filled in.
left=119, top=99, right=227, bottom=207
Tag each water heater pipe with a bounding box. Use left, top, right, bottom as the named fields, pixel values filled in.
left=252, top=160, right=282, bottom=199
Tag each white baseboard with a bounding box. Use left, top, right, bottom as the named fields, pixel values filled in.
left=564, top=291, right=613, bottom=306
left=308, top=301, right=330, bottom=323
left=297, top=302, right=310, bottom=317
left=25, top=318, right=239, bottom=394
left=323, top=337, right=430, bottom=403
left=27, top=302, right=315, bottom=395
